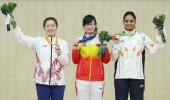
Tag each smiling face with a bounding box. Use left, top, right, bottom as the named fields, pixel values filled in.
left=44, top=19, right=57, bottom=37
left=123, top=15, right=136, bottom=31
left=83, top=15, right=97, bottom=35
left=83, top=20, right=96, bottom=35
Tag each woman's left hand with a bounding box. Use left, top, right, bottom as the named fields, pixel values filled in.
left=55, top=45, right=61, bottom=56
left=155, top=28, right=161, bottom=36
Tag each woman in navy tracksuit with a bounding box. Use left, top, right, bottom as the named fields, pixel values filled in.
left=111, top=11, right=166, bottom=100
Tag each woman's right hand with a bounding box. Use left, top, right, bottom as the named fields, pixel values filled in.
left=72, top=40, right=80, bottom=50
left=112, top=34, right=120, bottom=44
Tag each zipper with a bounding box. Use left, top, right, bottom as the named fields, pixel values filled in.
left=77, top=60, right=82, bottom=73
left=100, top=61, right=103, bottom=74
left=89, top=57, right=92, bottom=80
left=49, top=37, right=53, bottom=85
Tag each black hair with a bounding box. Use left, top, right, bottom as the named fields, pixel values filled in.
left=83, top=14, right=97, bottom=32
left=123, top=11, right=136, bottom=21
left=43, top=17, right=58, bottom=28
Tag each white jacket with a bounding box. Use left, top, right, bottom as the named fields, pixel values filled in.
left=111, top=31, right=164, bottom=79
left=13, top=26, right=69, bottom=85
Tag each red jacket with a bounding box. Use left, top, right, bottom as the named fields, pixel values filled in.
left=72, top=38, right=110, bottom=81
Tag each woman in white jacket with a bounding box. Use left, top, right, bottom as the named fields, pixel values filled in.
left=111, top=11, right=165, bottom=100
left=11, top=17, right=69, bottom=100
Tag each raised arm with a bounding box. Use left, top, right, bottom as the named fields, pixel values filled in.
left=144, top=29, right=165, bottom=54
left=12, top=26, right=36, bottom=49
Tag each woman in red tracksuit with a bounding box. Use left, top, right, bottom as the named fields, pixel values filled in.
left=72, top=15, right=110, bottom=100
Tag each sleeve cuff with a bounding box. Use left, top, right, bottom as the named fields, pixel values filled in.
left=13, top=26, right=21, bottom=33
left=156, top=35, right=163, bottom=43
left=112, top=44, right=120, bottom=51
left=57, top=53, right=69, bottom=66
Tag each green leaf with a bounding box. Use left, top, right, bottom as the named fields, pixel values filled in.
left=11, top=20, right=16, bottom=29
left=8, top=2, right=17, bottom=14
left=1, top=3, right=10, bottom=15
left=160, top=32, right=166, bottom=43
left=98, top=43, right=106, bottom=57
left=99, top=31, right=112, bottom=41
left=1, top=2, right=17, bottom=16
left=152, top=14, right=165, bottom=27
left=99, top=31, right=106, bottom=40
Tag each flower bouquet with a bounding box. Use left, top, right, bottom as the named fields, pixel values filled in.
left=98, top=31, right=113, bottom=57
left=152, top=14, right=166, bottom=43
left=1, top=2, right=17, bottom=31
